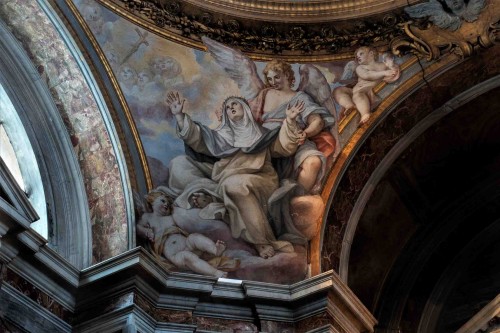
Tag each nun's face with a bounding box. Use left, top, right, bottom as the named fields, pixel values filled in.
left=225, top=100, right=244, bottom=121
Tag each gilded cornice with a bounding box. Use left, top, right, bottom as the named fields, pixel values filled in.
left=96, top=0, right=409, bottom=60
left=181, top=0, right=418, bottom=22
left=392, top=0, right=500, bottom=60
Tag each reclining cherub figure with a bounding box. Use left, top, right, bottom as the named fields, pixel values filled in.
left=136, top=189, right=232, bottom=278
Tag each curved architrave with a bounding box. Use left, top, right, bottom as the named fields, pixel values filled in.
left=0, top=21, right=91, bottom=268
left=39, top=0, right=137, bottom=252
left=338, top=74, right=500, bottom=282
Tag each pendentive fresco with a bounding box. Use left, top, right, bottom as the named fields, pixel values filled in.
left=76, top=0, right=407, bottom=283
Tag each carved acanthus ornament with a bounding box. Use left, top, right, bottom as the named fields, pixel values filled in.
left=96, top=0, right=407, bottom=58
left=391, top=0, right=500, bottom=60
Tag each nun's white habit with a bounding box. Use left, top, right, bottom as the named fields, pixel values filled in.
left=168, top=97, right=303, bottom=254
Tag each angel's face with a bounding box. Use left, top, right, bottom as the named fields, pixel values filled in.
left=138, top=71, right=151, bottom=87
left=225, top=100, right=245, bottom=121
left=356, top=49, right=372, bottom=65
left=151, top=56, right=178, bottom=77
left=266, top=70, right=287, bottom=90
left=119, top=66, right=136, bottom=82
left=445, top=0, right=465, bottom=12
left=151, top=194, right=172, bottom=216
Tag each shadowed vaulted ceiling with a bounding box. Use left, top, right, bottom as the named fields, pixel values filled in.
left=0, top=0, right=498, bottom=332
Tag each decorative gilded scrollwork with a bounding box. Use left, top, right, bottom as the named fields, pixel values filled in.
left=101, top=0, right=407, bottom=56
left=391, top=0, right=500, bottom=60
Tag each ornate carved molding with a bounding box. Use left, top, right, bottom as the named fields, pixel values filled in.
left=391, top=0, right=500, bottom=60
left=97, top=0, right=407, bottom=59
left=181, top=0, right=416, bottom=22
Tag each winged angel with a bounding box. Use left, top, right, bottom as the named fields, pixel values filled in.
left=405, top=0, right=486, bottom=31
left=202, top=37, right=341, bottom=195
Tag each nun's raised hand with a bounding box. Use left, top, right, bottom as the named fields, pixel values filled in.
left=166, top=91, right=185, bottom=115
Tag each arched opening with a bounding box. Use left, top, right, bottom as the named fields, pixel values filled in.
left=346, top=81, right=500, bottom=332
left=0, top=20, right=91, bottom=268
left=0, top=82, right=47, bottom=237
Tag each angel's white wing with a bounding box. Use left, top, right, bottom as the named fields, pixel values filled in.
left=463, top=0, right=486, bottom=22
left=298, top=64, right=341, bottom=158
left=202, top=36, right=264, bottom=101
left=404, top=0, right=462, bottom=31
left=340, top=60, right=357, bottom=81
left=298, top=64, right=332, bottom=106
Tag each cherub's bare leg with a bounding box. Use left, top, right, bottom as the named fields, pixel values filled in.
left=186, top=233, right=225, bottom=256
left=332, top=87, right=355, bottom=111
left=297, top=155, right=322, bottom=194
left=256, top=244, right=275, bottom=259
left=169, top=251, right=227, bottom=278
left=353, top=92, right=371, bottom=125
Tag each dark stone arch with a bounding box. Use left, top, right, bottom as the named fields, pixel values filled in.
left=0, top=20, right=91, bottom=268
left=339, top=74, right=500, bottom=280
left=321, top=45, right=500, bottom=274
left=346, top=82, right=500, bottom=332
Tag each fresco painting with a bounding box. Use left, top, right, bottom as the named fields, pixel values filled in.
left=76, top=0, right=405, bottom=283
left=332, top=47, right=400, bottom=125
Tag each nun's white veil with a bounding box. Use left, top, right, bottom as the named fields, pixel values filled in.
left=216, top=97, right=263, bottom=148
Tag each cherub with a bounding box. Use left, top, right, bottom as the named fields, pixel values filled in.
left=137, top=68, right=153, bottom=92
left=332, top=46, right=400, bottom=126
left=404, top=0, right=486, bottom=31
left=202, top=36, right=339, bottom=194
left=136, top=189, right=229, bottom=278
left=117, top=64, right=138, bottom=96
left=149, top=55, right=183, bottom=88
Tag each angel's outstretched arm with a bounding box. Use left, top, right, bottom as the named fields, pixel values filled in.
left=356, top=66, right=398, bottom=81
left=303, top=114, right=325, bottom=138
